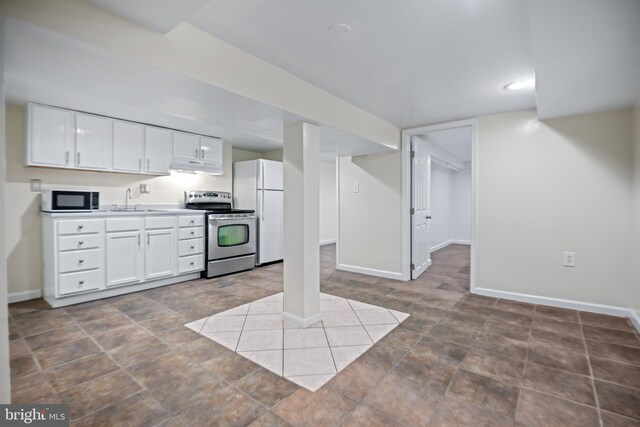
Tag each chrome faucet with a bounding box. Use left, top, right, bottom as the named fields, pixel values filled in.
left=125, top=188, right=132, bottom=209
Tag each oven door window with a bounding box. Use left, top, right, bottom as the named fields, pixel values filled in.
left=218, top=225, right=249, bottom=247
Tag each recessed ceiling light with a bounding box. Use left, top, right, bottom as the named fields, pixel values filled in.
left=503, top=79, right=535, bottom=91
left=327, top=23, right=352, bottom=39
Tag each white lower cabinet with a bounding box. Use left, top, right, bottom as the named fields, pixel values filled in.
left=43, top=212, right=204, bottom=307
left=106, top=231, right=144, bottom=287
left=145, top=228, right=177, bottom=280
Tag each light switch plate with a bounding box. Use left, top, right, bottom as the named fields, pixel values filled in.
left=30, top=179, right=42, bottom=192
left=563, top=252, right=576, bottom=267
left=140, top=184, right=150, bottom=194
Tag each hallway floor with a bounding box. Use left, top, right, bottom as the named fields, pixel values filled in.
left=8, top=244, right=640, bottom=426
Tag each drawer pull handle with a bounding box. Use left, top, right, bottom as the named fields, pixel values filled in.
left=78, top=259, right=84, bottom=264
left=78, top=280, right=84, bottom=285
left=78, top=225, right=84, bottom=230
left=190, top=246, right=195, bottom=250
left=78, top=241, right=84, bottom=245
left=190, top=231, right=195, bottom=235
left=190, top=220, right=195, bottom=224
left=190, top=262, right=195, bottom=266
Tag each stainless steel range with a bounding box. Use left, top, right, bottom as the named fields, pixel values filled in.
left=185, top=191, right=256, bottom=278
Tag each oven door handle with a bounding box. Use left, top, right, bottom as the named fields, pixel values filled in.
left=208, top=216, right=256, bottom=223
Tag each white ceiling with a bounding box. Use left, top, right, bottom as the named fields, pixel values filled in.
left=85, top=0, right=210, bottom=33
left=86, top=0, right=640, bottom=127
left=423, top=127, right=472, bottom=163
left=186, top=0, right=536, bottom=128
left=528, top=0, right=640, bottom=119
left=3, top=19, right=392, bottom=160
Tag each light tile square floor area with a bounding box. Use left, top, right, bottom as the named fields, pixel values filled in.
left=185, top=292, right=410, bottom=391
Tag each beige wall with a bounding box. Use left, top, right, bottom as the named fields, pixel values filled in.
left=261, top=149, right=284, bottom=162
left=633, top=101, right=640, bottom=319
left=5, top=104, right=233, bottom=297
left=231, top=148, right=261, bottom=163
left=319, top=161, right=337, bottom=244
left=338, top=152, right=403, bottom=276
left=477, top=109, right=635, bottom=309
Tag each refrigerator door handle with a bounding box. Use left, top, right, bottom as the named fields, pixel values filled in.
left=261, top=161, right=265, bottom=190
left=261, top=191, right=265, bottom=221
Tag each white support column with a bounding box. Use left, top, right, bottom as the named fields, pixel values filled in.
left=282, top=121, right=321, bottom=327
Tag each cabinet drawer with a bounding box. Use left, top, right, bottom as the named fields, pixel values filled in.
left=58, top=219, right=104, bottom=235
left=179, top=254, right=204, bottom=273
left=106, top=217, right=143, bottom=232
left=178, top=227, right=203, bottom=240
left=178, top=238, right=204, bottom=256
left=58, top=269, right=103, bottom=295
left=58, top=234, right=101, bottom=251
left=178, top=215, right=204, bottom=228
left=145, top=216, right=176, bottom=229
left=59, top=249, right=103, bottom=273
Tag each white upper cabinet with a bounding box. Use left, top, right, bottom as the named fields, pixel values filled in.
left=112, top=120, right=145, bottom=172
left=75, top=113, right=112, bottom=170
left=145, top=126, right=172, bottom=175
left=26, top=103, right=223, bottom=175
left=28, top=104, right=75, bottom=167
left=200, top=136, right=223, bottom=163
left=172, top=131, right=200, bottom=160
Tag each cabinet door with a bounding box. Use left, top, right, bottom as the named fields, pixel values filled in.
left=112, top=121, right=144, bottom=172
left=145, top=126, right=172, bottom=175
left=145, top=229, right=177, bottom=280
left=75, top=113, right=112, bottom=169
left=28, top=104, right=75, bottom=167
left=200, top=136, right=223, bottom=163
left=172, top=131, right=200, bottom=160
left=105, top=230, right=144, bottom=287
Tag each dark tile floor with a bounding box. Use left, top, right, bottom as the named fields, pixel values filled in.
left=8, top=244, right=640, bottom=426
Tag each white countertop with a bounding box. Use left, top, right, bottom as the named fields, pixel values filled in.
left=40, top=208, right=207, bottom=218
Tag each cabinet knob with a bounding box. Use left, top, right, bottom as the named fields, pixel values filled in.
left=190, top=220, right=195, bottom=224
left=190, top=246, right=195, bottom=250
left=190, top=231, right=195, bottom=235
left=78, top=259, right=84, bottom=264
left=78, top=241, right=84, bottom=245
left=78, top=281, right=84, bottom=288
left=78, top=225, right=84, bottom=230
left=190, top=262, right=194, bottom=266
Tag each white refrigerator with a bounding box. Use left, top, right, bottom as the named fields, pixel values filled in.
left=233, top=159, right=283, bottom=265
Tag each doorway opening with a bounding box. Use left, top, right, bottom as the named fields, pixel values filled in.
left=401, top=120, right=477, bottom=291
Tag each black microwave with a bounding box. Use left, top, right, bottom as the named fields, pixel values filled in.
left=41, top=189, right=100, bottom=212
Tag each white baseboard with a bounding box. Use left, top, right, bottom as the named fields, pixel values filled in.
left=337, top=263, right=405, bottom=281
left=630, top=310, right=640, bottom=332
left=430, top=240, right=471, bottom=252
left=475, top=287, right=639, bottom=331
left=451, top=240, right=471, bottom=245
left=8, top=289, right=43, bottom=303
left=282, top=311, right=323, bottom=328
left=320, top=239, right=336, bottom=246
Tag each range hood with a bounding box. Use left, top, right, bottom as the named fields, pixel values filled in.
left=169, top=158, right=223, bottom=175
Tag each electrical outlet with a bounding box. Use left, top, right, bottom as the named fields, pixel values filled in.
left=139, top=184, right=150, bottom=194
left=30, top=179, right=42, bottom=192
left=563, top=252, right=576, bottom=267
left=353, top=183, right=359, bottom=193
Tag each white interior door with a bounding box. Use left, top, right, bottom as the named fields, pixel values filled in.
left=411, top=137, right=432, bottom=279
left=258, top=190, right=284, bottom=263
